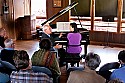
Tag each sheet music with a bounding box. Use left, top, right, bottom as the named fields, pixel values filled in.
left=57, top=22, right=71, bottom=32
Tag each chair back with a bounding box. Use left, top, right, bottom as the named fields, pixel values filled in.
left=0, top=59, right=16, bottom=71
left=0, top=59, right=16, bottom=75
left=32, top=66, right=52, bottom=78
left=99, top=62, right=120, bottom=81
left=0, top=72, right=10, bottom=83
left=99, top=62, right=120, bottom=71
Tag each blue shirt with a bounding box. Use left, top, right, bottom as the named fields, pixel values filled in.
left=110, top=65, right=125, bottom=82
left=0, top=72, right=10, bottom=82
left=4, top=48, right=14, bottom=50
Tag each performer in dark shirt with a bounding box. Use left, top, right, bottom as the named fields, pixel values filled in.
left=41, top=24, right=62, bottom=51
left=41, top=24, right=66, bottom=67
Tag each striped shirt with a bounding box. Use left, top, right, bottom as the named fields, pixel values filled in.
left=10, top=69, right=53, bottom=83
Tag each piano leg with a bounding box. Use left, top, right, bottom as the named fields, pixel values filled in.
left=84, top=44, right=88, bottom=57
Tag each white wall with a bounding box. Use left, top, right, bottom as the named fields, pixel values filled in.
left=14, top=0, right=24, bottom=19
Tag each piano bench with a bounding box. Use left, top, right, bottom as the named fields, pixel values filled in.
left=64, top=53, right=81, bottom=69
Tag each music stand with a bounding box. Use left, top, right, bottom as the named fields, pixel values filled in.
left=102, top=16, right=114, bottom=49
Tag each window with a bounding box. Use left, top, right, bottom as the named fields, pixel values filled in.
left=31, top=0, right=46, bottom=17
left=31, top=0, right=46, bottom=27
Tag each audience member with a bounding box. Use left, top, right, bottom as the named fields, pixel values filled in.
left=108, top=78, right=124, bottom=83
left=110, top=50, right=125, bottom=82
left=31, top=38, right=61, bottom=83
left=0, top=38, right=15, bottom=75
left=67, top=52, right=106, bottom=83
left=0, top=38, right=15, bottom=65
left=0, top=28, right=8, bottom=48
left=10, top=50, right=53, bottom=83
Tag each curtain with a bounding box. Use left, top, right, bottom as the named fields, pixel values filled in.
left=24, top=0, right=31, bottom=15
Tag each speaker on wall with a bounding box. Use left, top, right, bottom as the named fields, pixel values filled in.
left=3, top=6, right=9, bottom=14
left=102, top=16, right=114, bottom=22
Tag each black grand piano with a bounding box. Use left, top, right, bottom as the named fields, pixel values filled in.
left=38, top=1, right=90, bottom=55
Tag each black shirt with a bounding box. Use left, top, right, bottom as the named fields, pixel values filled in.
left=0, top=36, right=5, bottom=48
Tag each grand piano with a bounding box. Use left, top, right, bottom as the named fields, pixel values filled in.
left=38, top=1, right=90, bottom=55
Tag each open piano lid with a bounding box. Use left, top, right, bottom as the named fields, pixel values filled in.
left=41, top=1, right=78, bottom=26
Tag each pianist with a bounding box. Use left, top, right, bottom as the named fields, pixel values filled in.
left=60, top=22, right=82, bottom=67
left=41, top=24, right=62, bottom=51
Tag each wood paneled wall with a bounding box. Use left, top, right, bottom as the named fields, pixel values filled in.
left=0, top=0, right=15, bottom=39
left=46, top=0, right=69, bottom=24
left=15, top=16, right=32, bottom=40
left=90, top=31, right=125, bottom=47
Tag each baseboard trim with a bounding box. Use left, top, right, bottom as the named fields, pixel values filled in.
left=90, top=41, right=125, bottom=48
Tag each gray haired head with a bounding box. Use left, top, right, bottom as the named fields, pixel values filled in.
left=85, top=52, right=101, bottom=70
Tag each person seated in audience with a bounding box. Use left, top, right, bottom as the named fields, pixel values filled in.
left=110, top=50, right=125, bottom=82
left=10, top=50, right=53, bottom=83
left=0, top=38, right=15, bottom=75
left=0, top=28, right=8, bottom=48
left=108, top=78, right=124, bottom=83
left=0, top=38, right=15, bottom=65
left=67, top=52, right=106, bottom=83
left=31, top=38, right=61, bottom=83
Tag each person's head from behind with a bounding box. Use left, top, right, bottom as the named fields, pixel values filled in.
left=0, top=28, right=6, bottom=37
left=108, top=78, right=124, bottom=83
left=4, top=38, right=15, bottom=49
left=85, top=52, right=101, bottom=70
left=42, top=24, right=52, bottom=35
left=70, top=22, right=78, bottom=33
left=118, top=50, right=125, bottom=65
left=13, top=50, right=29, bottom=70
left=39, top=38, right=51, bottom=50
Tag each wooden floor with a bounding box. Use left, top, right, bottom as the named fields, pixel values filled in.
left=14, top=40, right=125, bottom=83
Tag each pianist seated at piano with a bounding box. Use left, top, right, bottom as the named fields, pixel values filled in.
left=41, top=24, right=63, bottom=51
left=67, top=22, right=82, bottom=54
left=59, top=22, right=82, bottom=67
